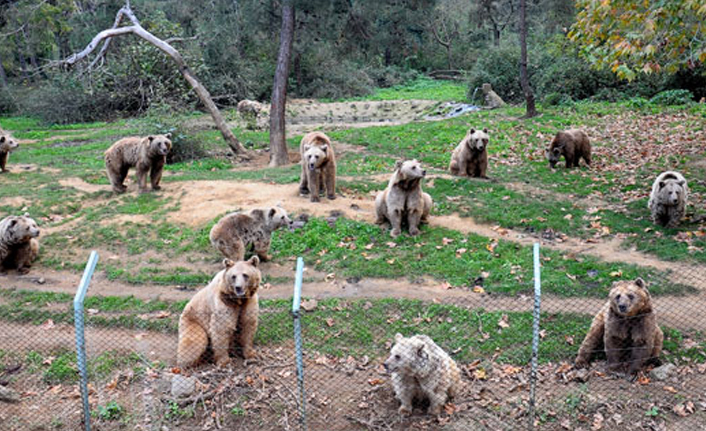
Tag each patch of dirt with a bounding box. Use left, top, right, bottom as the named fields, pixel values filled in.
left=59, top=177, right=104, bottom=193
left=3, top=164, right=62, bottom=174
left=2, top=196, right=31, bottom=208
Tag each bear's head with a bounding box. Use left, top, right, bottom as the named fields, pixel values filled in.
left=265, top=206, right=293, bottom=231
left=383, top=333, right=432, bottom=375
left=1, top=214, right=40, bottom=244
left=0, top=133, right=19, bottom=152
left=394, top=159, right=426, bottom=181
left=546, top=133, right=568, bottom=168
left=303, top=144, right=329, bottom=171
left=657, top=178, right=686, bottom=206
left=147, top=134, right=172, bottom=157
left=465, top=128, right=489, bottom=152
left=221, top=256, right=261, bottom=298
left=609, top=278, right=651, bottom=317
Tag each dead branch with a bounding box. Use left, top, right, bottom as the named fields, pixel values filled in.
left=58, top=1, right=248, bottom=156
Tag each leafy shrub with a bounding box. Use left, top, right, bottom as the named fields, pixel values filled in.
left=147, top=119, right=208, bottom=164
left=591, top=87, right=628, bottom=102
left=0, top=86, right=18, bottom=115
left=95, top=401, right=124, bottom=421
left=625, top=97, right=649, bottom=109
left=467, top=45, right=526, bottom=103
left=543, top=92, right=573, bottom=106
left=650, top=89, right=694, bottom=106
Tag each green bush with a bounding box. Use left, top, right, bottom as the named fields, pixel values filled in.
left=650, top=89, right=694, bottom=106
left=467, top=45, right=528, bottom=103
left=0, top=86, right=18, bottom=115
left=543, top=92, right=573, bottom=106
left=18, top=77, right=115, bottom=124
left=139, top=114, right=209, bottom=164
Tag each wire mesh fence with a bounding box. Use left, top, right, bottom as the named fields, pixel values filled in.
left=1, top=249, right=705, bottom=430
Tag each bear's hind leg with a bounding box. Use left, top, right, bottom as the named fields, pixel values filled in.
left=177, top=319, right=208, bottom=368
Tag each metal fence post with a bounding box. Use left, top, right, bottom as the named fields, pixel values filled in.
left=74, top=251, right=99, bottom=431
left=528, top=243, right=541, bottom=430
left=291, top=257, right=307, bottom=430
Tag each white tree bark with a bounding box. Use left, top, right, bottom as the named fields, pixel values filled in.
left=61, top=2, right=248, bottom=155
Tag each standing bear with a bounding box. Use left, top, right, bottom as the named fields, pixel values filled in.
left=575, top=278, right=663, bottom=374
left=375, top=159, right=432, bottom=237
left=449, top=127, right=489, bottom=178
left=299, top=131, right=336, bottom=202
left=648, top=171, right=688, bottom=228
left=546, top=129, right=591, bottom=169
left=0, top=214, right=40, bottom=274
left=177, top=256, right=261, bottom=368
left=384, top=333, right=462, bottom=416
left=0, top=130, right=19, bottom=173
left=209, top=206, right=292, bottom=262
left=104, top=134, right=172, bottom=193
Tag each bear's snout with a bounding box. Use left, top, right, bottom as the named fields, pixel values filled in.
left=618, top=303, right=628, bottom=313
left=421, top=169, right=427, bottom=176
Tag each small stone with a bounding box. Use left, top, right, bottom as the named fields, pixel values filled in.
left=0, top=385, right=20, bottom=403
left=650, top=363, right=677, bottom=381
left=171, top=375, right=197, bottom=398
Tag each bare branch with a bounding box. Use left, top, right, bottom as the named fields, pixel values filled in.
left=88, top=7, right=128, bottom=70
left=164, top=35, right=199, bottom=44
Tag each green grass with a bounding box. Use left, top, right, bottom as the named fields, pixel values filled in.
left=336, top=77, right=468, bottom=102
left=271, top=217, right=694, bottom=297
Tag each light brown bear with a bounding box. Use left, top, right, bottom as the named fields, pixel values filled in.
left=546, top=129, right=591, bottom=169
left=575, top=278, right=663, bottom=374
left=0, top=130, right=19, bottom=173
left=375, top=160, right=432, bottom=237
left=299, top=131, right=336, bottom=202
left=449, top=128, right=489, bottom=178
left=0, top=214, right=40, bottom=274
left=104, top=134, right=172, bottom=193
left=648, top=171, right=688, bottom=228
left=209, top=207, right=292, bottom=262
left=177, top=256, right=261, bottom=368
left=384, top=333, right=462, bottom=416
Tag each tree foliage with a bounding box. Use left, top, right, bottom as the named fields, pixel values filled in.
left=570, top=0, right=706, bottom=80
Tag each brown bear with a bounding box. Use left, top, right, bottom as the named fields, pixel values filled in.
left=546, top=129, right=591, bottom=169
left=375, top=160, right=432, bottom=237
left=177, top=256, right=261, bottom=368
left=0, top=130, right=19, bottom=173
left=384, top=333, right=462, bottom=415
left=648, top=171, right=688, bottom=228
left=299, top=131, right=336, bottom=202
left=104, top=134, right=172, bottom=193
left=448, top=128, right=489, bottom=178
left=575, top=278, right=663, bottom=374
left=0, top=214, right=40, bottom=274
left=209, top=207, right=292, bottom=262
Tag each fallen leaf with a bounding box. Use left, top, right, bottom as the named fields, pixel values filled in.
left=663, top=386, right=678, bottom=394
left=442, top=237, right=454, bottom=245
left=472, top=286, right=485, bottom=294
left=565, top=335, right=574, bottom=346
left=497, top=314, right=510, bottom=329
left=439, top=282, right=452, bottom=290
left=592, top=412, right=604, bottom=430
left=40, top=319, right=55, bottom=330
left=610, top=270, right=623, bottom=278
left=367, top=378, right=384, bottom=386
left=474, top=368, right=487, bottom=380
left=325, top=318, right=335, bottom=327
left=301, top=299, right=318, bottom=312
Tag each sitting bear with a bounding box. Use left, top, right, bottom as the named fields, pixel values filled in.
left=104, top=134, right=172, bottom=193
left=177, top=256, right=261, bottom=367
left=0, top=131, right=19, bottom=173
left=384, top=333, right=462, bottom=415
left=575, top=278, right=663, bottom=374
left=0, top=214, right=40, bottom=274
left=299, top=132, right=337, bottom=202
left=449, top=128, right=489, bottom=178
left=209, top=207, right=292, bottom=262
left=648, top=171, right=688, bottom=228
left=375, top=160, right=432, bottom=237
left=546, top=129, right=591, bottom=169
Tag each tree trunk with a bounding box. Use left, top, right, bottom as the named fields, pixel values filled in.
left=268, top=0, right=295, bottom=167
left=493, top=27, right=500, bottom=47
left=0, top=52, right=8, bottom=88
left=59, top=3, right=248, bottom=156
left=519, top=0, right=537, bottom=118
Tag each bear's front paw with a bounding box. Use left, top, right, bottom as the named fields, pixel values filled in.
left=409, top=227, right=421, bottom=236
left=390, top=229, right=401, bottom=238
left=257, top=254, right=272, bottom=262
left=242, top=348, right=258, bottom=360
left=574, top=357, right=588, bottom=369
left=299, top=187, right=310, bottom=195
left=429, top=404, right=442, bottom=416
left=215, top=357, right=232, bottom=368
left=152, top=185, right=162, bottom=191
left=310, top=196, right=320, bottom=203
left=327, top=194, right=336, bottom=200
left=17, top=267, right=30, bottom=275
left=398, top=406, right=412, bottom=416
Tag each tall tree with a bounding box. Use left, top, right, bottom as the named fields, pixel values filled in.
left=518, top=0, right=537, bottom=118
left=570, top=0, right=706, bottom=80
left=269, top=0, right=295, bottom=167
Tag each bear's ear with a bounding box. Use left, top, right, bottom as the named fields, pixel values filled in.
left=320, top=144, right=328, bottom=153
left=394, top=160, right=404, bottom=171
left=0, top=136, right=5, bottom=143
left=677, top=180, right=686, bottom=187
left=553, top=148, right=561, bottom=154
left=303, top=144, right=311, bottom=152
left=8, top=218, right=17, bottom=227
left=223, top=259, right=235, bottom=269
left=147, top=136, right=155, bottom=142
left=248, top=255, right=260, bottom=267
left=165, top=132, right=172, bottom=139
left=269, top=208, right=277, bottom=219
left=394, top=333, right=404, bottom=343
left=483, top=128, right=488, bottom=134
left=469, top=128, right=476, bottom=135
left=416, top=343, right=427, bottom=359
left=635, top=277, right=647, bottom=290
left=658, top=181, right=666, bottom=189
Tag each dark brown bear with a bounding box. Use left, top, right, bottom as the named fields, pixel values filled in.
left=546, top=129, right=591, bottom=169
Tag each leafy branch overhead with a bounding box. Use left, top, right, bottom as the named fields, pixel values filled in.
left=570, top=0, right=706, bottom=80
left=57, top=1, right=248, bottom=156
